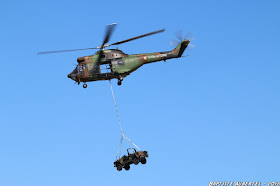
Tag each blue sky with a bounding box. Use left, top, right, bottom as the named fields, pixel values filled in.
left=0, top=0, right=280, bottom=186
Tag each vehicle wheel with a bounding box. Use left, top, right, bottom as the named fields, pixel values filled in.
left=117, top=80, right=122, bottom=86
left=83, top=84, right=87, bottom=88
left=116, top=164, right=122, bottom=171
left=124, top=164, right=130, bottom=171
left=140, top=158, right=147, bottom=164
left=133, top=157, right=139, bottom=165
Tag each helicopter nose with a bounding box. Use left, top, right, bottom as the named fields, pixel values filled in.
left=67, top=74, right=71, bottom=78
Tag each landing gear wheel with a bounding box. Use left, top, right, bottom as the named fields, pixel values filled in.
left=133, top=157, right=139, bottom=165
left=117, top=80, right=122, bottom=86
left=140, top=158, right=147, bottom=164
left=83, top=84, right=87, bottom=88
left=116, top=164, right=122, bottom=171
left=124, top=164, right=130, bottom=171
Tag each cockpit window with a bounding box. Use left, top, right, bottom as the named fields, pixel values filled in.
left=81, top=64, right=86, bottom=70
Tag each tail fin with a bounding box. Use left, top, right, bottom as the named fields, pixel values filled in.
left=172, top=39, right=190, bottom=57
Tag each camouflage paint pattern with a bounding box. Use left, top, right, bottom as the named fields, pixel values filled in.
left=68, top=40, right=190, bottom=83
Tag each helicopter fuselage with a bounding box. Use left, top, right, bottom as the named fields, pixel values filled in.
left=68, top=40, right=189, bottom=86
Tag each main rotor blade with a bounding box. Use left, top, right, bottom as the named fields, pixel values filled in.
left=107, top=29, right=165, bottom=47
left=96, top=50, right=104, bottom=66
left=101, top=23, right=117, bottom=49
left=37, top=23, right=117, bottom=55
left=37, top=47, right=99, bottom=55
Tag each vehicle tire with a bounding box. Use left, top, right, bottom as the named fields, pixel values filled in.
left=83, top=84, right=87, bottom=88
left=116, top=164, right=122, bottom=171
left=124, top=164, right=130, bottom=171
left=140, top=158, right=147, bottom=164
left=133, top=157, right=139, bottom=165
left=117, top=80, right=122, bottom=86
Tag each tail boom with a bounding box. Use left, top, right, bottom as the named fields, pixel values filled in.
left=141, top=39, right=190, bottom=64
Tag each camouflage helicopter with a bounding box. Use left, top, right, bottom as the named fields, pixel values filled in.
left=38, top=24, right=190, bottom=88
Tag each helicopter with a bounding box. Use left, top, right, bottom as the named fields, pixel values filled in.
left=38, top=24, right=190, bottom=88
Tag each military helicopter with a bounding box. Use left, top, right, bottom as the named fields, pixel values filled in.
left=38, top=24, right=190, bottom=88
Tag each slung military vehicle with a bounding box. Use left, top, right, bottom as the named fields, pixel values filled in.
left=114, top=148, right=148, bottom=171
left=38, top=24, right=190, bottom=88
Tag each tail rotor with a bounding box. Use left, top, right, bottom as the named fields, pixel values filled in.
left=170, top=31, right=195, bottom=53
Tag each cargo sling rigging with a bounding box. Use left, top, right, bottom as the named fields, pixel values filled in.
left=109, top=80, right=140, bottom=159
